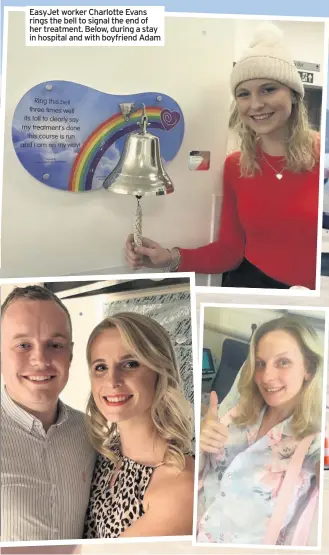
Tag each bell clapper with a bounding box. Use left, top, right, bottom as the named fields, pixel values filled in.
left=134, top=196, right=143, bottom=248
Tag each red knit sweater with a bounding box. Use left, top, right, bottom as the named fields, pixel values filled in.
left=179, top=151, right=319, bottom=289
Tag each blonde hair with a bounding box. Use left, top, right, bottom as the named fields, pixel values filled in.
left=233, top=315, right=323, bottom=439
left=85, top=312, right=193, bottom=470
left=229, top=93, right=320, bottom=176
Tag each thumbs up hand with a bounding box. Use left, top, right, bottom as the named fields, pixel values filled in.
left=200, top=391, right=229, bottom=454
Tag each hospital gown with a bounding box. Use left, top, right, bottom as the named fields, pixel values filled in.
left=197, top=406, right=320, bottom=546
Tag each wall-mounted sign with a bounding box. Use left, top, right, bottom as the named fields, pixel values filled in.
left=294, top=60, right=320, bottom=72
left=189, top=150, right=210, bottom=171
left=12, top=81, right=185, bottom=192
left=298, top=71, right=314, bottom=84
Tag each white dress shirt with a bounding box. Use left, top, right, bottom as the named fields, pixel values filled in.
left=1, top=388, right=96, bottom=541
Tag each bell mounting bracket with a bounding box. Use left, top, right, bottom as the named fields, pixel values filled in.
left=119, top=102, right=150, bottom=134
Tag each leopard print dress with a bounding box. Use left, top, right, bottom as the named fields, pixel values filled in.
left=83, top=446, right=163, bottom=538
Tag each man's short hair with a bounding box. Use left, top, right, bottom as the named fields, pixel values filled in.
left=1, top=285, right=72, bottom=336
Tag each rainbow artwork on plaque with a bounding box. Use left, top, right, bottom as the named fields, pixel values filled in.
left=12, top=81, right=185, bottom=192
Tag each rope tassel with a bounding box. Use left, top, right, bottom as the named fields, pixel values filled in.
left=134, top=197, right=142, bottom=247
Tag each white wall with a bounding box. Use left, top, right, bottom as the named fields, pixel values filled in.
left=1, top=12, right=235, bottom=278
left=204, top=306, right=326, bottom=344
left=59, top=293, right=104, bottom=411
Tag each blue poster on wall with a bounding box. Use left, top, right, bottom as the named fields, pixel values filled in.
left=12, top=81, right=185, bottom=192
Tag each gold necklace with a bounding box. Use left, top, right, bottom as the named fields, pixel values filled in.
left=260, top=149, right=285, bottom=180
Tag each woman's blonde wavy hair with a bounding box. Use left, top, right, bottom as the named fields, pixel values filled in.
left=228, top=92, right=320, bottom=176
left=85, top=311, right=193, bottom=470
left=233, top=315, right=323, bottom=439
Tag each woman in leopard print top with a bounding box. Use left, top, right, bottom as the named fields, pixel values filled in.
left=83, top=312, right=194, bottom=539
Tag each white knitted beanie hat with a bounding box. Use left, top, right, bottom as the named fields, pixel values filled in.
left=230, top=23, right=304, bottom=98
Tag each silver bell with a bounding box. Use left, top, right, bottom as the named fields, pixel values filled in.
left=103, top=107, right=174, bottom=196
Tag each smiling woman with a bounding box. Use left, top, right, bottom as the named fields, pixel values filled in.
left=125, top=23, right=320, bottom=290
left=235, top=81, right=295, bottom=155
left=198, top=314, right=323, bottom=547
left=83, top=312, right=194, bottom=539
